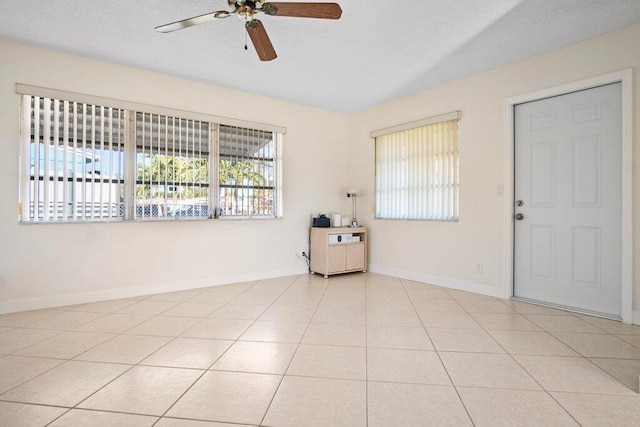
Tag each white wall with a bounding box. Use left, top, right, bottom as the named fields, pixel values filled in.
left=0, top=39, right=348, bottom=313
left=347, top=23, right=640, bottom=314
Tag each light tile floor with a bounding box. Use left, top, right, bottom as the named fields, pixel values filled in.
left=1, top=273, right=639, bottom=426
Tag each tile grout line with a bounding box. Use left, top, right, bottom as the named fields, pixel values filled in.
left=42, top=281, right=257, bottom=426
left=541, top=329, right=640, bottom=395
left=0, top=310, right=65, bottom=330
left=152, top=276, right=303, bottom=426
left=3, top=295, right=194, bottom=356
left=35, top=281, right=256, bottom=426
left=0, top=309, right=162, bottom=417
left=462, top=296, right=584, bottom=425
left=528, top=311, right=640, bottom=391
left=258, top=274, right=333, bottom=426
left=0, top=358, right=68, bottom=415
left=36, top=311, right=150, bottom=427
left=400, top=278, right=476, bottom=427
left=42, top=293, right=213, bottom=423
left=154, top=276, right=299, bottom=425
left=413, top=286, right=597, bottom=419
left=364, top=276, right=369, bottom=427
left=44, top=407, right=158, bottom=425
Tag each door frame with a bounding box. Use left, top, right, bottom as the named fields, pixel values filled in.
left=502, top=69, right=634, bottom=324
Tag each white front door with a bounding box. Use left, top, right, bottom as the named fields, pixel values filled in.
left=513, top=83, right=622, bottom=318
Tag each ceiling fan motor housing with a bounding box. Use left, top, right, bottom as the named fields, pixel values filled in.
left=232, top=0, right=261, bottom=18
left=230, top=0, right=260, bottom=8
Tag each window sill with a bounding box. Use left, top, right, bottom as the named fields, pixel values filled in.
left=19, top=216, right=283, bottom=225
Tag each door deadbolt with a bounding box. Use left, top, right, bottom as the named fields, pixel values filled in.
left=516, top=200, right=524, bottom=206
left=515, top=213, right=524, bottom=220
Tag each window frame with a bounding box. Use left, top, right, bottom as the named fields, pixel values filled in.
left=17, top=84, right=286, bottom=223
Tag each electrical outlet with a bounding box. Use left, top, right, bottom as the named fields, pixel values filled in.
left=475, top=262, right=484, bottom=274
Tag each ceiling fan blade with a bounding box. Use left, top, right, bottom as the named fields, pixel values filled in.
left=155, top=10, right=230, bottom=33
left=246, top=20, right=277, bottom=61
left=262, top=2, right=342, bottom=19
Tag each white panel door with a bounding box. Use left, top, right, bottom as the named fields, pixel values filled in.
left=514, top=83, right=622, bottom=317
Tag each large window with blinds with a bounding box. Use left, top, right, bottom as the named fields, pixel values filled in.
left=373, top=112, right=460, bottom=221
left=19, top=91, right=283, bottom=223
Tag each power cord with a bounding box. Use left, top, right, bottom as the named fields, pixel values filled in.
left=304, top=228, right=312, bottom=272
left=301, top=251, right=310, bottom=271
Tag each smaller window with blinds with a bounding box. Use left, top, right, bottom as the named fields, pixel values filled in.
left=373, top=112, right=460, bottom=221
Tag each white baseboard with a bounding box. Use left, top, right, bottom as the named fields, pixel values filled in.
left=0, top=266, right=308, bottom=314
left=368, top=264, right=505, bottom=299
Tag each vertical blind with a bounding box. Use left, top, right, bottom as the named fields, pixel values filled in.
left=374, top=117, right=459, bottom=221
left=218, top=125, right=276, bottom=217
left=21, top=95, right=126, bottom=222
left=135, top=112, right=211, bottom=219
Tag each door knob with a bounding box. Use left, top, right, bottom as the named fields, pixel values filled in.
left=515, top=213, right=524, bottom=220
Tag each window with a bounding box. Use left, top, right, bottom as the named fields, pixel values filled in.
left=373, top=112, right=460, bottom=221
left=218, top=125, right=277, bottom=217
left=134, top=113, right=211, bottom=219
left=19, top=90, right=284, bottom=223
left=22, top=97, right=126, bottom=222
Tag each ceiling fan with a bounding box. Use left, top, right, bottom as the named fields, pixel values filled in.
left=155, top=1, right=342, bottom=61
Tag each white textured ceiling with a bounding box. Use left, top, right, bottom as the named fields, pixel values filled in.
left=2, top=1, right=640, bottom=113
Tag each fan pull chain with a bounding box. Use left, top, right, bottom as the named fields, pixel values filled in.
left=244, top=16, right=248, bottom=50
